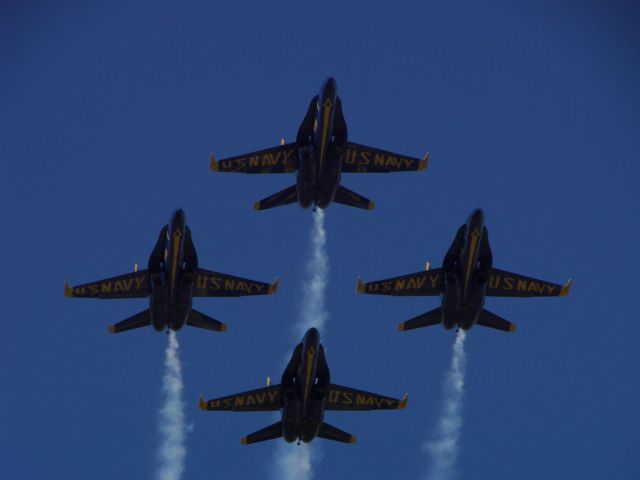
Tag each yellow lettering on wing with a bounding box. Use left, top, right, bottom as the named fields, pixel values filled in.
left=429, top=274, right=441, bottom=288
left=341, top=392, right=353, bottom=405
left=328, top=389, right=340, bottom=404
left=502, top=277, right=514, bottom=290
left=268, top=390, right=280, bottom=403
left=234, top=396, right=246, bottom=407
left=489, top=274, right=500, bottom=289
left=546, top=285, right=557, bottom=295
left=101, top=282, right=112, bottom=293
left=359, top=151, right=371, bottom=165
left=134, top=276, right=146, bottom=290
left=344, top=148, right=357, bottom=164
left=517, top=279, right=528, bottom=292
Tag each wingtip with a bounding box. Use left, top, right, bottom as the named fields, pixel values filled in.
left=253, top=201, right=261, bottom=211
left=108, top=325, right=116, bottom=334
left=356, top=276, right=365, bottom=294
left=418, top=152, right=430, bottom=171
left=560, top=279, right=573, bottom=296
left=64, top=281, right=73, bottom=297
left=398, top=393, right=409, bottom=409
left=509, top=323, right=517, bottom=332
left=219, top=323, right=228, bottom=333
left=398, top=322, right=406, bottom=332
left=240, top=437, right=248, bottom=445
left=209, top=153, right=219, bottom=172
left=349, top=435, right=357, bottom=444
left=269, top=276, right=279, bottom=294
left=367, top=200, right=375, bottom=210
left=198, top=394, right=207, bottom=411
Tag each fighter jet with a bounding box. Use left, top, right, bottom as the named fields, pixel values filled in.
left=209, top=77, right=429, bottom=210
left=199, top=327, right=408, bottom=444
left=356, top=209, right=572, bottom=333
left=64, top=209, right=278, bottom=333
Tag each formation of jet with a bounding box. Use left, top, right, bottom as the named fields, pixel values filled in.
left=199, top=327, right=407, bottom=444
left=63, top=77, right=573, bottom=451
left=357, top=209, right=571, bottom=333
left=65, top=209, right=278, bottom=333
left=210, top=77, right=429, bottom=211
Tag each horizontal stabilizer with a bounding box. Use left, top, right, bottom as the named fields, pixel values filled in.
left=476, top=309, right=516, bottom=332
left=241, top=421, right=283, bottom=445
left=187, top=310, right=227, bottom=332
left=398, top=308, right=442, bottom=332
left=333, top=185, right=375, bottom=210
left=108, top=309, right=151, bottom=334
left=254, top=185, right=298, bottom=210
left=318, top=422, right=356, bottom=444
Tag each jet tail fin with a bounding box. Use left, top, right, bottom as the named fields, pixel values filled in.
left=476, top=309, right=516, bottom=332
left=317, top=422, right=357, bottom=444
left=187, top=309, right=228, bottom=332
left=254, top=185, right=298, bottom=210
left=398, top=308, right=442, bottom=332
left=108, top=309, right=151, bottom=334
left=240, top=421, right=283, bottom=445
left=333, top=185, right=375, bottom=210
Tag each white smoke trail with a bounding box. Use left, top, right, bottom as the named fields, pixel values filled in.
left=157, top=331, right=188, bottom=480
left=424, top=330, right=468, bottom=480
left=296, top=208, right=329, bottom=336
left=274, top=209, right=329, bottom=480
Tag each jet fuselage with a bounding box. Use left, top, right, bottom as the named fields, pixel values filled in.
left=281, top=327, right=330, bottom=443
left=441, top=208, right=493, bottom=330
left=148, top=209, right=197, bottom=331
left=296, top=77, right=347, bottom=209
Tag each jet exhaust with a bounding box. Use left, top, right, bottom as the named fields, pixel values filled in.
left=297, top=208, right=329, bottom=337
left=424, top=330, right=467, bottom=480
left=276, top=209, right=328, bottom=480
left=157, top=331, right=188, bottom=480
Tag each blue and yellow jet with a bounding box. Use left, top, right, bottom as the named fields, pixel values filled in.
left=357, top=209, right=572, bottom=333
left=64, top=209, right=278, bottom=333
left=210, top=77, right=429, bottom=210
left=199, top=327, right=408, bottom=444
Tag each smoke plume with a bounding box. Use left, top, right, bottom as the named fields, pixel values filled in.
left=157, top=331, right=188, bottom=480
left=275, top=209, right=329, bottom=480
left=424, top=330, right=468, bottom=480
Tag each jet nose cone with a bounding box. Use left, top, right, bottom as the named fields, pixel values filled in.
left=304, top=327, right=320, bottom=343
left=172, top=208, right=186, bottom=225
left=469, top=208, right=484, bottom=224
left=322, top=77, right=337, bottom=96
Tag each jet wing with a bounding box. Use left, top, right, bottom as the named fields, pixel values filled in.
left=193, top=269, right=278, bottom=297
left=342, top=142, right=429, bottom=173
left=64, top=270, right=149, bottom=299
left=210, top=143, right=298, bottom=174
left=486, top=268, right=572, bottom=298
left=356, top=268, right=443, bottom=296
left=325, top=384, right=408, bottom=411
left=199, top=385, right=282, bottom=412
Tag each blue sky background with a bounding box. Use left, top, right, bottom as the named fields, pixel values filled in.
left=1, top=1, right=639, bottom=479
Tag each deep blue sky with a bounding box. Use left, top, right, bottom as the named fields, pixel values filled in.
left=1, top=1, right=639, bottom=479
